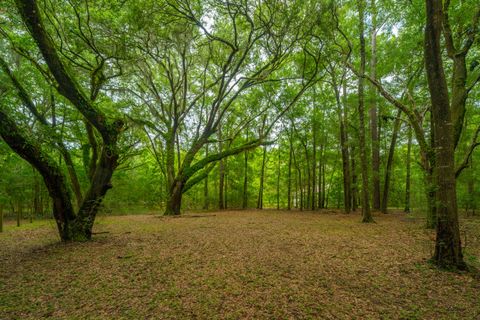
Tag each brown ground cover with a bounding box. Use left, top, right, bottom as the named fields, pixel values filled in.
left=1, top=210, right=479, bottom=319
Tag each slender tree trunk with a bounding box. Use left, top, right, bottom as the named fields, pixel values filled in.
left=257, top=144, right=267, bottom=209
left=0, top=205, right=3, bottom=233
left=16, top=201, right=21, bottom=227
left=370, top=0, right=381, bottom=211
left=242, top=148, right=248, bottom=209
left=224, top=158, right=228, bottom=209
left=304, top=144, right=311, bottom=210
left=336, top=79, right=352, bottom=213
left=321, top=162, right=326, bottom=209
left=312, top=123, right=317, bottom=210
left=424, top=0, right=465, bottom=269
left=318, top=144, right=323, bottom=209
left=381, top=110, right=402, bottom=214
left=299, top=169, right=304, bottom=211
left=277, top=148, right=281, bottom=210
left=33, top=166, right=40, bottom=216
left=404, top=126, right=412, bottom=213
left=218, top=127, right=225, bottom=210
left=202, top=145, right=209, bottom=210
left=357, top=0, right=373, bottom=222
left=351, top=145, right=358, bottom=211
left=288, top=132, right=293, bottom=210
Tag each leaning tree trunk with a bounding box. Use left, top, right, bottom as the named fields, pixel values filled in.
left=381, top=110, right=402, bottom=214
left=424, top=0, right=465, bottom=269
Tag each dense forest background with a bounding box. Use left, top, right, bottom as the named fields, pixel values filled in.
left=0, top=0, right=479, bottom=268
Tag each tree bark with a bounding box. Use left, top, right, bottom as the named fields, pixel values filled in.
left=424, top=0, right=465, bottom=269
left=370, top=0, right=381, bottom=211
left=357, top=0, right=373, bottom=223
left=164, top=179, right=184, bottom=215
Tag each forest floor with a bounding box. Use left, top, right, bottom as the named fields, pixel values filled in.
left=1, top=210, right=479, bottom=319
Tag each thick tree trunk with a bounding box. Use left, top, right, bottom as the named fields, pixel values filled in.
left=424, top=0, right=465, bottom=269
left=426, top=112, right=437, bottom=228
left=357, top=0, right=373, bottom=223
left=404, top=126, right=412, bottom=213
left=164, top=179, right=184, bottom=216
left=381, top=110, right=402, bottom=214
left=370, top=0, right=381, bottom=211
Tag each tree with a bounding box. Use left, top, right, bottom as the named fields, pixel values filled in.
left=424, top=0, right=465, bottom=269
left=131, top=0, right=326, bottom=215
left=357, top=0, right=373, bottom=223
left=0, top=0, right=128, bottom=240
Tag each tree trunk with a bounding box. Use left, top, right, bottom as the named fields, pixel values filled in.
left=242, top=148, right=248, bottom=209
left=218, top=127, right=225, bottom=210
left=203, top=145, right=209, bottom=210
left=33, top=167, right=41, bottom=216
left=164, top=179, right=184, bottom=215
left=287, top=132, right=293, bottom=210
left=351, top=145, right=358, bottom=211
left=224, top=158, right=228, bottom=209
left=424, top=0, right=465, bottom=269
left=336, top=78, right=352, bottom=213
left=381, top=110, right=402, bottom=214
left=404, top=126, right=412, bottom=213
left=357, top=0, right=373, bottom=223
left=277, top=148, right=281, bottom=210
left=370, top=0, right=381, bottom=211
left=0, top=205, right=3, bottom=233
left=257, top=144, right=267, bottom=209
left=312, top=123, right=317, bottom=210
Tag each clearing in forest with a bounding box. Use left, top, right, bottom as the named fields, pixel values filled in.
left=1, top=210, right=479, bottom=319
